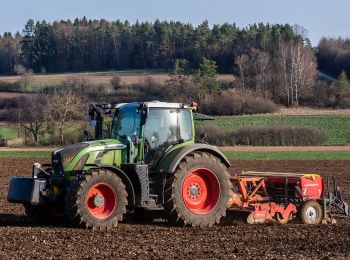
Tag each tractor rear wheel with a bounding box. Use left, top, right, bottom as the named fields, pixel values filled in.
left=300, top=200, right=322, bottom=224
left=65, top=169, right=127, bottom=230
left=164, top=152, right=232, bottom=227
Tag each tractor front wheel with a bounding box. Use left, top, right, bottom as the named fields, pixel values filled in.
left=164, top=152, right=232, bottom=227
left=65, top=169, right=127, bottom=230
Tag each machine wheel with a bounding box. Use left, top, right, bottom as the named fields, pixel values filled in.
left=24, top=204, right=66, bottom=224
left=65, top=169, right=127, bottom=230
left=164, top=152, right=233, bottom=227
left=300, top=200, right=322, bottom=225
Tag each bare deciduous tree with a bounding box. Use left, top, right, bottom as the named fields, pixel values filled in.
left=275, top=41, right=317, bottom=106
left=45, top=90, right=82, bottom=144
left=235, top=54, right=250, bottom=90
left=17, top=93, right=46, bottom=145
left=250, top=48, right=271, bottom=95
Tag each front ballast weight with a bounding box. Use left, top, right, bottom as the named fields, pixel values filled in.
left=8, top=177, right=47, bottom=205
left=8, top=163, right=50, bottom=205
left=229, top=171, right=349, bottom=225
left=8, top=163, right=63, bottom=207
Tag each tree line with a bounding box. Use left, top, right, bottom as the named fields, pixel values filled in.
left=0, top=18, right=306, bottom=74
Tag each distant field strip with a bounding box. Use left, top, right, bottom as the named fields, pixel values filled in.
left=1, top=150, right=350, bottom=160
left=0, top=71, right=235, bottom=91
left=224, top=151, right=350, bottom=160
left=0, top=127, right=17, bottom=140
left=220, top=146, right=350, bottom=152
left=0, top=151, right=51, bottom=157
left=197, top=115, right=350, bottom=146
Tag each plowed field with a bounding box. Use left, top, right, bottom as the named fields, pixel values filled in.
left=0, top=158, right=349, bottom=259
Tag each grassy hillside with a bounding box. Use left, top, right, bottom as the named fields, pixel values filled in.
left=197, top=115, right=350, bottom=146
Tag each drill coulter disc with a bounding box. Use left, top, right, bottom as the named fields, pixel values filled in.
left=276, top=212, right=290, bottom=224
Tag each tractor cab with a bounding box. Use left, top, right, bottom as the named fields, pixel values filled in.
left=92, top=101, right=195, bottom=167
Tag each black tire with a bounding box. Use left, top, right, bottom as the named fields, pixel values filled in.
left=24, top=204, right=66, bottom=224
left=164, top=152, right=233, bottom=227
left=300, top=200, right=322, bottom=225
left=65, top=169, right=128, bottom=230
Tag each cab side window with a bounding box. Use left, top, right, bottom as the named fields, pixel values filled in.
left=143, top=108, right=193, bottom=165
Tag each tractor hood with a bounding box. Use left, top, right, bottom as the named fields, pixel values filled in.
left=52, top=139, right=127, bottom=173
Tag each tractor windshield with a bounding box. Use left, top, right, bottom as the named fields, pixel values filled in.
left=111, top=103, right=141, bottom=140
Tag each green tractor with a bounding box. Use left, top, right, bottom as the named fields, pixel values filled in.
left=8, top=101, right=232, bottom=230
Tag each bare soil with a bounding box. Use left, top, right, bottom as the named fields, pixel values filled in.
left=0, top=158, right=349, bottom=259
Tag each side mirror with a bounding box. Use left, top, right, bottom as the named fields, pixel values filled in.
left=139, top=107, right=148, bottom=126
left=132, top=128, right=139, bottom=146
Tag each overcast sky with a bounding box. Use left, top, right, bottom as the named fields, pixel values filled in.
left=1, top=0, right=349, bottom=45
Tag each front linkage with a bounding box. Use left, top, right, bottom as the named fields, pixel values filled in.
left=8, top=163, right=67, bottom=221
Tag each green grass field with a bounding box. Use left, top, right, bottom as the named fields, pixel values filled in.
left=197, top=115, right=350, bottom=146
left=0, top=151, right=51, bottom=157
left=1, top=150, right=349, bottom=160
left=25, top=81, right=62, bottom=91
left=0, top=127, right=17, bottom=140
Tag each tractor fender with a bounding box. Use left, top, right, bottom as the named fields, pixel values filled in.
left=167, top=143, right=231, bottom=173
left=93, top=164, right=136, bottom=206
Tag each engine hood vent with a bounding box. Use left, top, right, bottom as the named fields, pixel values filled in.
left=53, top=143, right=89, bottom=165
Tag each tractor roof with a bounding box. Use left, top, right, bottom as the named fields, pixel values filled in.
left=142, top=101, right=190, bottom=108
left=115, top=101, right=190, bottom=109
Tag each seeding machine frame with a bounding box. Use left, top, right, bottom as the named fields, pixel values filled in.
left=229, top=171, right=349, bottom=224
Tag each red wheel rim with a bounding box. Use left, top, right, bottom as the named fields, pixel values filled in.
left=86, top=183, right=116, bottom=219
left=182, top=168, right=220, bottom=214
